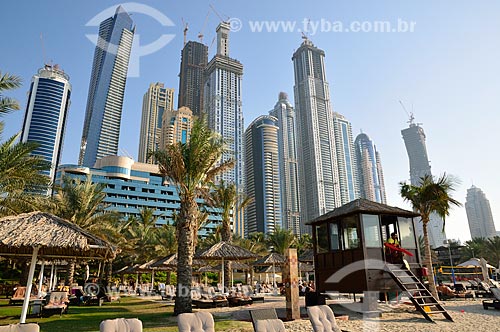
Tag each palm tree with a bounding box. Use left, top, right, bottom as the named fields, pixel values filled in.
left=50, top=175, right=121, bottom=284
left=0, top=71, right=22, bottom=118
left=152, top=118, right=233, bottom=315
left=266, top=226, right=297, bottom=255
left=484, top=236, right=500, bottom=267
left=400, top=173, right=461, bottom=298
left=210, top=180, right=251, bottom=242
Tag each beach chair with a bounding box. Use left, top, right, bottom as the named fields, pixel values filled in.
left=254, top=319, right=286, bottom=332
left=9, top=287, right=36, bottom=305
left=177, top=311, right=214, bottom=332
left=307, top=305, right=343, bottom=332
left=100, top=318, right=143, bottom=332
left=42, top=291, right=69, bottom=317
left=250, top=308, right=279, bottom=331
left=482, top=287, right=500, bottom=310
left=0, top=323, right=39, bottom=332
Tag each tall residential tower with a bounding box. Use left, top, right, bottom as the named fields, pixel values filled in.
left=21, top=64, right=71, bottom=190
left=333, top=112, right=359, bottom=205
left=79, top=6, right=134, bottom=167
left=178, top=41, right=208, bottom=117
left=292, top=38, right=340, bottom=232
left=465, top=186, right=497, bottom=239
left=204, top=22, right=245, bottom=236
left=402, top=116, right=447, bottom=248
left=244, top=115, right=281, bottom=235
left=138, top=83, right=174, bottom=163
left=269, top=92, right=301, bottom=236
left=354, top=132, right=387, bottom=204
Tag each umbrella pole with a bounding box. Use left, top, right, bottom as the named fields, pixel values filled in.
left=48, top=264, right=54, bottom=291
left=151, top=270, right=155, bottom=291
left=273, top=263, right=276, bottom=294
left=20, top=246, right=39, bottom=323
left=53, top=266, right=58, bottom=290
left=221, top=257, right=225, bottom=294
left=38, top=262, right=45, bottom=298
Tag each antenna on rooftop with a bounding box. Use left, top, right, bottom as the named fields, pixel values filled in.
left=40, top=33, right=48, bottom=65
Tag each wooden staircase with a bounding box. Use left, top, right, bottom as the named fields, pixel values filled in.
left=385, top=264, right=453, bottom=323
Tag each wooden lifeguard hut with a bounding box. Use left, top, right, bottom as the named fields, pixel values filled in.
left=307, top=199, right=453, bottom=322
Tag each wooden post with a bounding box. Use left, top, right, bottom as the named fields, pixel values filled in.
left=284, top=248, right=300, bottom=320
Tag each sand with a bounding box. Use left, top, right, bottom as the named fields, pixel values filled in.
left=197, top=296, right=500, bottom=332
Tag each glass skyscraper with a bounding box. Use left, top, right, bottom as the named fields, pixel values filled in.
left=465, top=185, right=497, bottom=239
left=138, top=83, right=174, bottom=163
left=79, top=6, right=134, bottom=167
left=204, top=22, right=245, bottom=236
left=292, top=38, right=340, bottom=232
left=333, top=112, right=359, bottom=205
left=402, top=117, right=447, bottom=248
left=244, top=115, right=281, bottom=235
left=270, top=92, right=301, bottom=236
left=178, top=41, right=208, bottom=117
left=354, top=132, right=387, bottom=204
left=21, top=64, right=71, bottom=190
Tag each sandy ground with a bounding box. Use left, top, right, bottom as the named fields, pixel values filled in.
left=182, top=296, right=500, bottom=332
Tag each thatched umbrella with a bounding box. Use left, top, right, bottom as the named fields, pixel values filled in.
left=253, top=252, right=286, bottom=291
left=151, top=253, right=205, bottom=268
left=298, top=249, right=314, bottom=262
left=0, top=212, right=115, bottom=323
left=195, top=241, right=258, bottom=291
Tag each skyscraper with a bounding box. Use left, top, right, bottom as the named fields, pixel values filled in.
left=465, top=186, right=497, bottom=239
left=161, top=106, right=193, bottom=147
left=269, top=92, right=301, bottom=236
left=204, top=22, right=245, bottom=236
left=138, top=83, right=174, bottom=163
left=354, top=132, right=387, bottom=204
left=79, top=6, right=134, bottom=167
left=333, top=112, right=359, bottom=205
left=178, top=41, right=208, bottom=117
left=21, top=64, right=71, bottom=190
left=244, top=115, right=281, bottom=235
left=292, top=38, right=340, bottom=232
left=402, top=116, right=447, bottom=248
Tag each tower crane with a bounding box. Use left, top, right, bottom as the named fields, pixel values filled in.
left=181, top=18, right=188, bottom=46
left=198, top=11, right=211, bottom=43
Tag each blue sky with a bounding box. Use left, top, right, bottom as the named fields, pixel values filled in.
left=3, top=0, right=500, bottom=243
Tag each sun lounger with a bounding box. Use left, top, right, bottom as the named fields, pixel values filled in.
left=100, top=318, right=142, bottom=332
left=254, top=319, right=286, bottom=332
left=178, top=312, right=214, bottom=332
left=307, top=305, right=349, bottom=332
left=250, top=308, right=279, bottom=332
left=483, top=287, right=500, bottom=310
left=9, top=287, right=36, bottom=305
left=0, top=323, right=39, bottom=332
left=42, top=291, right=69, bottom=317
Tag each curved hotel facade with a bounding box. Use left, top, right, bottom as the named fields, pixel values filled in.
left=21, top=64, right=71, bottom=190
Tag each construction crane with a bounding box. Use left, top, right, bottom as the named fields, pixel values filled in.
left=399, top=100, right=421, bottom=126
left=181, top=18, right=188, bottom=46
left=198, top=11, right=211, bottom=43
left=209, top=3, right=228, bottom=22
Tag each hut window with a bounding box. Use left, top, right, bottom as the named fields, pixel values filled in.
left=329, top=223, right=340, bottom=250
left=362, top=214, right=382, bottom=247
left=342, top=216, right=359, bottom=249
left=316, top=224, right=329, bottom=253
left=398, top=217, right=417, bottom=249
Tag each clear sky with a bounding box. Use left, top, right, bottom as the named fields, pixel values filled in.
left=3, top=0, right=500, bottom=243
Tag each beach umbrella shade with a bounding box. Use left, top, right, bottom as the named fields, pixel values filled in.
left=299, top=262, right=314, bottom=272
left=298, top=249, right=314, bottom=262
left=195, top=241, right=258, bottom=291
left=253, top=253, right=286, bottom=292
left=151, top=253, right=205, bottom=268
left=457, top=258, right=496, bottom=269
left=0, top=211, right=116, bottom=323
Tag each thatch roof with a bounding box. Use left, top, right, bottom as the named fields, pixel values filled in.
left=299, top=262, right=314, bottom=272
left=150, top=253, right=205, bottom=267
left=195, top=241, right=258, bottom=260
left=256, top=265, right=282, bottom=273
left=298, top=249, right=314, bottom=262
left=0, top=211, right=115, bottom=260
left=307, top=198, right=419, bottom=225
left=197, top=265, right=220, bottom=273
left=253, top=252, right=286, bottom=266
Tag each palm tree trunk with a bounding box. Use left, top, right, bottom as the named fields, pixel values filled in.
left=422, top=220, right=438, bottom=299
left=166, top=271, right=171, bottom=285
left=224, top=261, right=231, bottom=289
left=174, top=197, right=197, bottom=315
left=66, top=260, right=75, bottom=286
left=222, top=218, right=232, bottom=242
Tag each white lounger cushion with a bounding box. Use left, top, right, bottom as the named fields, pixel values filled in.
left=254, top=319, right=286, bottom=332
left=100, top=318, right=143, bottom=332
left=307, top=305, right=341, bottom=332
left=177, top=312, right=215, bottom=332
left=0, top=324, right=40, bottom=332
